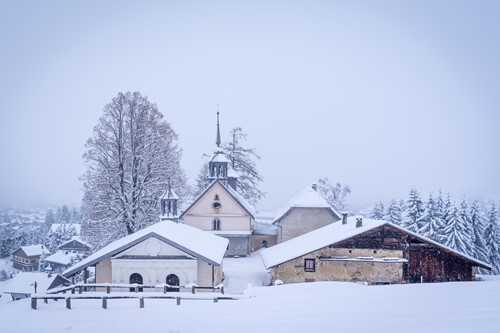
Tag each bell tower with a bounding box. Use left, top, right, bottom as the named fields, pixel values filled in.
left=208, top=109, right=229, bottom=181
left=159, top=181, right=179, bottom=222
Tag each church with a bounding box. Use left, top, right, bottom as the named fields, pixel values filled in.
left=170, top=112, right=255, bottom=257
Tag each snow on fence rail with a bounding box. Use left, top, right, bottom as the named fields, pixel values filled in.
left=46, top=282, right=225, bottom=295
left=31, top=283, right=233, bottom=310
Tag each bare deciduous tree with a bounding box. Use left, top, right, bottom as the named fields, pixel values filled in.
left=81, top=92, right=186, bottom=249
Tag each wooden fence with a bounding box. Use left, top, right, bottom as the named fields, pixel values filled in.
left=31, top=283, right=233, bottom=310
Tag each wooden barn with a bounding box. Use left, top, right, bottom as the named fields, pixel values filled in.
left=260, top=216, right=491, bottom=285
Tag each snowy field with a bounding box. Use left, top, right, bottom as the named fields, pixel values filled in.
left=0, top=254, right=499, bottom=333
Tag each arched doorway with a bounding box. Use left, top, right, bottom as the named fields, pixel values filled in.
left=129, top=273, right=143, bottom=292
left=166, top=274, right=180, bottom=292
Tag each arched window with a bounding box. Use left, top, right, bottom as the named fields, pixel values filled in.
left=166, top=274, right=180, bottom=292
left=261, top=240, right=268, bottom=248
left=213, top=218, right=221, bottom=230
left=129, top=273, right=143, bottom=292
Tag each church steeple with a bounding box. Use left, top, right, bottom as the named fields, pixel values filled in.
left=209, top=108, right=229, bottom=181
left=216, top=105, right=221, bottom=148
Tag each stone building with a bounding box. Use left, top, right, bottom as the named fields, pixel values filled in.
left=260, top=216, right=491, bottom=285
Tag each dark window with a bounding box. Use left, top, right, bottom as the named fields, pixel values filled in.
left=261, top=240, right=268, bottom=248
left=129, top=273, right=143, bottom=292
left=304, top=259, right=316, bottom=272
left=213, top=218, right=221, bottom=230
left=166, top=274, right=180, bottom=292
left=212, top=201, right=221, bottom=209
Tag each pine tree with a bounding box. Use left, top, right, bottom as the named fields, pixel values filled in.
left=222, top=127, right=264, bottom=205
left=417, top=193, right=444, bottom=242
left=443, top=202, right=471, bottom=256
left=403, top=188, right=424, bottom=233
left=386, top=199, right=404, bottom=226
left=369, top=202, right=385, bottom=220
left=484, top=203, right=500, bottom=274
left=458, top=199, right=474, bottom=256
left=469, top=201, right=489, bottom=267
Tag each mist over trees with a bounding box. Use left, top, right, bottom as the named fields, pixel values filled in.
left=369, top=188, right=500, bottom=274
left=80, top=92, right=187, bottom=249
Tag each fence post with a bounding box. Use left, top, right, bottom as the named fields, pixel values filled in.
left=44, top=298, right=48, bottom=304
left=79, top=286, right=82, bottom=294
left=66, top=297, right=71, bottom=310
left=164, top=286, right=167, bottom=294
left=221, top=286, right=224, bottom=295
left=135, top=286, right=139, bottom=293
left=192, top=286, right=195, bottom=294
left=106, top=286, right=110, bottom=294
left=213, top=297, right=218, bottom=303
left=176, top=297, right=181, bottom=306
left=139, top=297, right=144, bottom=308
left=102, top=297, right=107, bottom=309
left=31, top=297, right=37, bottom=310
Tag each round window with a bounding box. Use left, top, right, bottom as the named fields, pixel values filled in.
left=212, top=201, right=221, bottom=209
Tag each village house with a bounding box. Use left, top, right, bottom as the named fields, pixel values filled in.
left=10, top=244, right=49, bottom=271
left=62, top=221, right=228, bottom=290
left=57, top=237, right=92, bottom=255
left=272, top=184, right=341, bottom=243
left=260, top=215, right=491, bottom=285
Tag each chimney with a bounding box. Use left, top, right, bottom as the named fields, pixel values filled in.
left=311, top=183, right=317, bottom=191
left=356, top=217, right=363, bottom=228
left=342, top=212, right=348, bottom=225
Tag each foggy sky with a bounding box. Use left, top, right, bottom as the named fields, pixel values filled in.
left=1, top=1, right=499, bottom=211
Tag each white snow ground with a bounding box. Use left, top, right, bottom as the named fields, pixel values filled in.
left=0, top=255, right=499, bottom=333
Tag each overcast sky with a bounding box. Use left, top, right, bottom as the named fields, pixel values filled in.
left=1, top=1, right=499, bottom=211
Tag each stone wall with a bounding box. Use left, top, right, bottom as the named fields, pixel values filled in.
left=250, top=234, right=278, bottom=252
left=270, top=247, right=405, bottom=285
left=277, top=207, right=339, bottom=243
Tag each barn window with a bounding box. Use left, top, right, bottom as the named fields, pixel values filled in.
left=213, top=218, right=221, bottom=230
left=304, top=259, right=316, bottom=272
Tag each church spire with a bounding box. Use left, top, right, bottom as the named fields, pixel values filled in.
left=216, top=105, right=221, bottom=148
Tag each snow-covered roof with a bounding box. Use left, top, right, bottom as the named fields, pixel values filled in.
left=49, top=223, right=81, bottom=235
left=225, top=181, right=256, bottom=217
left=63, top=221, right=229, bottom=277
left=18, top=244, right=48, bottom=257
left=260, top=217, right=492, bottom=270
left=58, top=236, right=92, bottom=250
left=160, top=187, right=179, bottom=200
left=273, top=184, right=341, bottom=223
left=210, top=152, right=230, bottom=163
left=3, top=272, right=70, bottom=294
left=44, top=251, right=77, bottom=266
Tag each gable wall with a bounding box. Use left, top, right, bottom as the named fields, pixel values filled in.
left=116, top=237, right=194, bottom=258
left=277, top=207, right=339, bottom=243
left=183, top=183, right=251, bottom=232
